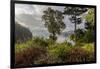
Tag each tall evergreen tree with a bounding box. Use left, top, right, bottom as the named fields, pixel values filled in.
left=63, top=7, right=87, bottom=43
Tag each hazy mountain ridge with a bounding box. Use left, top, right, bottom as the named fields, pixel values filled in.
left=15, top=22, right=32, bottom=43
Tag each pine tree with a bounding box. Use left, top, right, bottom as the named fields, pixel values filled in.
left=63, top=6, right=87, bottom=43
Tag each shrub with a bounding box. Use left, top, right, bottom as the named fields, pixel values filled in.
left=82, top=43, right=94, bottom=53
left=32, top=37, right=48, bottom=47
left=47, top=42, right=72, bottom=63
left=15, top=37, right=95, bottom=66
left=75, top=42, right=84, bottom=47
left=45, top=38, right=55, bottom=45
left=15, top=39, right=34, bottom=53
left=15, top=46, right=46, bottom=67
left=47, top=42, right=95, bottom=64
left=66, top=47, right=95, bottom=63
left=83, top=30, right=94, bottom=43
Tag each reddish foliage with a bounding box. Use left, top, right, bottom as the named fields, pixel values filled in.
left=66, top=47, right=95, bottom=63
left=15, top=47, right=46, bottom=67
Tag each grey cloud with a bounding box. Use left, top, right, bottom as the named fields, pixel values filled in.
left=15, top=4, right=85, bottom=42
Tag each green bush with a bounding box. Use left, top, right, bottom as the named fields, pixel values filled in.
left=83, top=30, right=94, bottom=43
left=15, top=39, right=35, bottom=52
left=47, top=42, right=72, bottom=63
left=47, top=43, right=95, bottom=63
left=82, top=43, right=94, bottom=52
left=32, top=37, right=48, bottom=47
left=45, top=38, right=55, bottom=45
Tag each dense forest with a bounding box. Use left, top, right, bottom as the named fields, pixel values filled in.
left=15, top=7, right=95, bottom=67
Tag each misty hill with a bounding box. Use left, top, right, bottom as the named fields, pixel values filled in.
left=15, top=22, right=32, bottom=43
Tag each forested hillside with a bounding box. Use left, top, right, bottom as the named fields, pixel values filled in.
left=15, top=22, right=32, bottom=43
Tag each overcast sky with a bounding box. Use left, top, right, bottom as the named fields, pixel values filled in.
left=15, top=4, right=85, bottom=43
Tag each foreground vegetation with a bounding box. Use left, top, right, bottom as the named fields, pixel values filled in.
left=15, top=37, right=95, bottom=67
